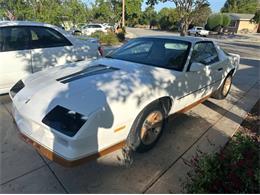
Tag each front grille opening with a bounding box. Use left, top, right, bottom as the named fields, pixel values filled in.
left=42, top=105, right=87, bottom=137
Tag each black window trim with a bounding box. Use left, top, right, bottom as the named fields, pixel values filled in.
left=187, top=40, right=220, bottom=71
left=0, top=25, right=72, bottom=52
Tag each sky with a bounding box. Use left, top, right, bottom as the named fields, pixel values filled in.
left=142, top=0, right=226, bottom=12
left=84, top=0, right=227, bottom=13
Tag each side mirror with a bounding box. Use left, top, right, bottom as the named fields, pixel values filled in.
left=189, top=62, right=204, bottom=72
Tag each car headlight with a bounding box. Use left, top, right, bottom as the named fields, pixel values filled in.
left=10, top=80, right=25, bottom=98
left=42, top=105, right=87, bottom=137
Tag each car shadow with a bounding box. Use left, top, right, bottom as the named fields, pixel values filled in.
left=45, top=111, right=232, bottom=193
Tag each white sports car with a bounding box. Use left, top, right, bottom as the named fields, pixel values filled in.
left=10, top=36, right=240, bottom=166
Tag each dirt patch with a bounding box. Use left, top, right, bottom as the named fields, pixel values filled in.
left=238, top=99, right=259, bottom=137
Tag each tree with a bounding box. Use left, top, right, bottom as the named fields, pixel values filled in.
left=0, top=0, right=32, bottom=20
left=190, top=5, right=211, bottom=26
left=91, top=0, right=142, bottom=27
left=63, top=0, right=89, bottom=25
left=221, top=0, right=258, bottom=14
left=206, top=13, right=231, bottom=33
left=125, top=0, right=143, bottom=27
left=92, top=0, right=115, bottom=23
left=146, top=0, right=210, bottom=36
left=0, top=0, right=90, bottom=26
left=158, top=8, right=179, bottom=30
left=139, top=6, right=157, bottom=25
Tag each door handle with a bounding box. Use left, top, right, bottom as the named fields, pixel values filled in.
left=218, top=68, right=223, bottom=71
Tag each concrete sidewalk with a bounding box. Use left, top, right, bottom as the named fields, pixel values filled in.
left=146, top=82, right=259, bottom=193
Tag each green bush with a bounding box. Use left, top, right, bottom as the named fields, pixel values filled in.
left=222, top=14, right=231, bottom=27
left=183, top=132, right=260, bottom=193
left=207, top=13, right=231, bottom=31
left=116, top=32, right=125, bottom=42
left=90, top=31, right=119, bottom=45
left=207, top=13, right=223, bottom=30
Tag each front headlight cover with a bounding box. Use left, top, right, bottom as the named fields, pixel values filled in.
left=10, top=80, right=25, bottom=98
left=42, top=105, right=87, bottom=137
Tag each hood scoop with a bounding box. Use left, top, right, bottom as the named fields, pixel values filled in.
left=57, top=64, right=119, bottom=84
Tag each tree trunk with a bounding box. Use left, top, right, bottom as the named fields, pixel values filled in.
left=180, top=20, right=189, bottom=36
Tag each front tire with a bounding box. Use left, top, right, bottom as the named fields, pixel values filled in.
left=212, top=74, right=232, bottom=99
left=127, top=101, right=166, bottom=153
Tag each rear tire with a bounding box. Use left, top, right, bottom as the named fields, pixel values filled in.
left=212, top=74, right=232, bottom=99
left=127, top=101, right=166, bottom=153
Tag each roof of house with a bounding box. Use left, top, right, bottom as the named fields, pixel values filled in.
left=228, top=13, right=254, bottom=21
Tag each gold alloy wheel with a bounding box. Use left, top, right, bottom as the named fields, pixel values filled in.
left=223, top=76, right=232, bottom=96
left=140, top=111, right=163, bottom=145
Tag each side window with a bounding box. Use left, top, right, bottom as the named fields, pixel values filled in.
left=164, top=42, right=190, bottom=70
left=191, top=42, right=219, bottom=65
left=29, top=27, right=72, bottom=49
left=0, top=27, right=30, bottom=52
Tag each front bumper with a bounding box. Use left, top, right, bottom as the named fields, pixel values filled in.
left=12, top=104, right=125, bottom=167
left=18, top=132, right=79, bottom=166
left=18, top=130, right=125, bottom=167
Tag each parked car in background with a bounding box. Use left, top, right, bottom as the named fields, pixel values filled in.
left=103, top=23, right=114, bottom=30
left=10, top=36, right=240, bottom=166
left=0, top=21, right=102, bottom=94
left=81, top=23, right=107, bottom=36
left=188, top=26, right=209, bottom=37
left=68, top=26, right=82, bottom=36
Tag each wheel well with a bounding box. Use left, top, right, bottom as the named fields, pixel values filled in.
left=158, top=96, right=172, bottom=117
left=228, top=68, right=235, bottom=76
left=126, top=96, right=172, bottom=151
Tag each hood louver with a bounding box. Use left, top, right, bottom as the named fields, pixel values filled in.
left=56, top=64, right=119, bottom=84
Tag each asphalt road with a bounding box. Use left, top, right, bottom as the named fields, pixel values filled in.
left=0, top=28, right=259, bottom=193
left=126, top=27, right=179, bottom=37
left=126, top=27, right=260, bottom=59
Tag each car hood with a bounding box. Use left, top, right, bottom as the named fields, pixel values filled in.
left=15, top=58, right=178, bottom=121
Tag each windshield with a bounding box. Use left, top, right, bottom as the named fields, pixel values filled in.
left=108, top=38, right=191, bottom=71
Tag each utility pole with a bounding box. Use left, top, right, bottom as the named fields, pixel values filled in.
left=122, top=0, right=125, bottom=27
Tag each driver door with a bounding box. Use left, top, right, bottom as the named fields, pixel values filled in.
left=174, top=41, right=222, bottom=111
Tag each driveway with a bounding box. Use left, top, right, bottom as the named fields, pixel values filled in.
left=0, top=29, right=259, bottom=193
